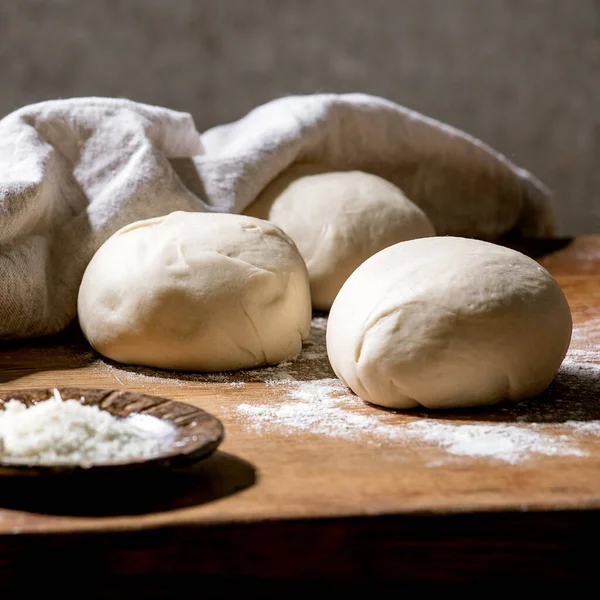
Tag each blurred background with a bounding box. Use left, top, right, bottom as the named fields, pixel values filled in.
left=1, top=0, right=598, bottom=234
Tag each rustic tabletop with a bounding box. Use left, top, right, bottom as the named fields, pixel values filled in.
left=0, top=236, right=599, bottom=593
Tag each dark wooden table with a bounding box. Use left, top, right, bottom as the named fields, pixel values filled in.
left=1, top=236, right=599, bottom=594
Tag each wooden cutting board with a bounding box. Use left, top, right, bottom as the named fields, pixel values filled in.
left=0, top=236, right=599, bottom=541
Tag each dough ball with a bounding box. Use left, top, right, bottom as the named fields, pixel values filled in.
left=326, top=237, right=572, bottom=410
left=244, top=165, right=435, bottom=310
left=77, top=212, right=311, bottom=371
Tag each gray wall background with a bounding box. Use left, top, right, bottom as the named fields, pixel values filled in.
left=1, top=0, right=598, bottom=234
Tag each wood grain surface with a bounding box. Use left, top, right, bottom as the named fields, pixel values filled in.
left=0, top=236, right=599, bottom=588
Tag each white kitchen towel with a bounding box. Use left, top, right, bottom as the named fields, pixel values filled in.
left=198, top=93, right=555, bottom=238
left=0, top=94, right=555, bottom=340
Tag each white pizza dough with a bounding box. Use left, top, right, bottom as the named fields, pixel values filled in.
left=326, top=237, right=572, bottom=410
left=77, top=212, right=311, bottom=371
left=244, top=165, right=435, bottom=310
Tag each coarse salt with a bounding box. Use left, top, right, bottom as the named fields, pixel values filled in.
left=0, top=389, right=175, bottom=464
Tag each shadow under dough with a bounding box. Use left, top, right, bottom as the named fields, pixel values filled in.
left=496, top=236, right=573, bottom=259
left=387, top=364, right=600, bottom=424
left=0, top=323, right=96, bottom=384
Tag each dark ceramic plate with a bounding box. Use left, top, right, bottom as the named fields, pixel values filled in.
left=0, top=388, right=224, bottom=476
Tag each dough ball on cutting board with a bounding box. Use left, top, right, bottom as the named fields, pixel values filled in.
left=244, top=164, right=435, bottom=310
left=77, top=212, right=311, bottom=371
left=326, top=237, right=572, bottom=410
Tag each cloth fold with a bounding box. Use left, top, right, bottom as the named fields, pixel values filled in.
left=0, top=94, right=556, bottom=339
left=199, top=94, right=555, bottom=239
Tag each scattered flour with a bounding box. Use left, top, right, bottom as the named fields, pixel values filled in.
left=237, top=378, right=588, bottom=464
left=95, top=314, right=600, bottom=466
left=403, top=421, right=584, bottom=463
left=564, top=420, right=600, bottom=435
left=237, top=328, right=600, bottom=465
left=0, top=389, right=175, bottom=464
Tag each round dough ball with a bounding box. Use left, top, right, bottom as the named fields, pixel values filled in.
left=326, top=237, right=572, bottom=410
left=78, top=212, right=311, bottom=371
left=244, top=165, right=435, bottom=310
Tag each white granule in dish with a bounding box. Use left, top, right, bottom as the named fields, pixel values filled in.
left=0, top=389, right=175, bottom=464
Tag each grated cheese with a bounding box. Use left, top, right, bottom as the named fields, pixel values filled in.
left=0, top=389, right=175, bottom=465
